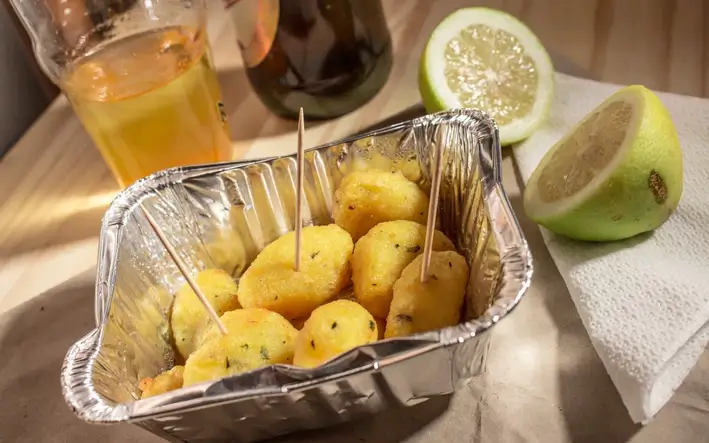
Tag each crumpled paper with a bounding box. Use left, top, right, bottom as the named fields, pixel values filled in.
left=513, top=72, right=709, bottom=424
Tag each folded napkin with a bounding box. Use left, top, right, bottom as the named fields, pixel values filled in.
left=513, top=73, right=709, bottom=424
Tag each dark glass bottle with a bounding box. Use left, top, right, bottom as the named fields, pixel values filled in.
left=228, top=0, right=393, bottom=120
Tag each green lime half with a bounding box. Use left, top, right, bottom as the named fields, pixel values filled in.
left=523, top=85, right=683, bottom=241
left=419, top=7, right=554, bottom=145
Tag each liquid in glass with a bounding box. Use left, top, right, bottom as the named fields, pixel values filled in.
left=60, top=26, right=232, bottom=187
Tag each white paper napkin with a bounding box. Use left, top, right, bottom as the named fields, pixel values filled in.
left=513, top=72, right=709, bottom=424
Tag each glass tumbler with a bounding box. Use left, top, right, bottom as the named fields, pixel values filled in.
left=10, top=0, right=233, bottom=187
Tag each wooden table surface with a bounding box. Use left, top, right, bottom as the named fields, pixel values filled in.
left=1, top=1, right=708, bottom=443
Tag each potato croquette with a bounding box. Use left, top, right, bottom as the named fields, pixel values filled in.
left=333, top=170, right=429, bottom=241
left=352, top=220, right=455, bottom=318
left=385, top=251, right=469, bottom=338
left=139, top=365, right=184, bottom=399
left=171, top=269, right=241, bottom=360
left=183, top=309, right=298, bottom=386
left=294, top=300, right=378, bottom=368
left=237, top=224, right=353, bottom=319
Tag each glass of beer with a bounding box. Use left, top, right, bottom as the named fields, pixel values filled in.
left=9, top=0, right=233, bottom=187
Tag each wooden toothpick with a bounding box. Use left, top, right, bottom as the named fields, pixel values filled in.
left=294, top=107, right=305, bottom=272
left=140, top=204, right=228, bottom=335
left=420, top=128, right=446, bottom=283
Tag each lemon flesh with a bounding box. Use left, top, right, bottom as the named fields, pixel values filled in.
left=523, top=85, right=683, bottom=242
left=419, top=7, right=554, bottom=145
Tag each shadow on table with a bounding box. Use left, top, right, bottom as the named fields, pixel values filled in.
left=268, top=395, right=452, bottom=443
left=506, top=150, right=641, bottom=442
left=0, top=101, right=118, bottom=260
left=0, top=270, right=161, bottom=443
left=355, top=103, right=427, bottom=134
left=0, top=268, right=451, bottom=443
left=217, top=67, right=327, bottom=143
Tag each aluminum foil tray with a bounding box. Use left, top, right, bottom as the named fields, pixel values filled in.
left=61, top=109, right=533, bottom=443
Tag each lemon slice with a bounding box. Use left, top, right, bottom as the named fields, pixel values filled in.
left=523, top=85, right=683, bottom=242
left=419, top=7, right=554, bottom=145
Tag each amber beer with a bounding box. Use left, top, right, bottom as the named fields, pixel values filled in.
left=228, top=0, right=393, bottom=119
left=60, top=26, right=232, bottom=187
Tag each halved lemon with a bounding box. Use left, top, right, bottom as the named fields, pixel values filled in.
left=419, top=7, right=554, bottom=145
left=523, top=85, right=683, bottom=242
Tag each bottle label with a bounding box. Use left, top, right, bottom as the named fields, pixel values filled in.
left=225, top=0, right=280, bottom=68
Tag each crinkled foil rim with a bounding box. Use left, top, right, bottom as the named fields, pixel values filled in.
left=61, top=108, right=533, bottom=424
